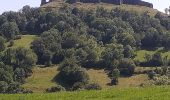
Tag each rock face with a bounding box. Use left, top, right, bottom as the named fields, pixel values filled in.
left=41, top=0, right=153, bottom=8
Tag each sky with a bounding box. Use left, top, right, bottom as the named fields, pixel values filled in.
left=0, top=0, right=169, bottom=14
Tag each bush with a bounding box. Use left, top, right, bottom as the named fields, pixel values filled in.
left=14, top=35, right=21, bottom=40
left=72, top=82, right=86, bottom=91
left=110, top=68, right=120, bottom=78
left=57, top=62, right=89, bottom=88
left=22, top=89, right=33, bottom=94
left=7, top=82, right=21, bottom=93
left=85, top=83, right=102, bottom=90
left=0, top=36, right=6, bottom=52
left=46, top=85, right=65, bottom=92
left=111, top=77, right=118, bottom=85
left=148, top=70, right=156, bottom=79
left=153, top=75, right=170, bottom=85
left=0, top=81, right=8, bottom=93
left=119, top=58, right=136, bottom=76
left=8, top=40, right=14, bottom=47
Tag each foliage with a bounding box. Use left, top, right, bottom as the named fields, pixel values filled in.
left=0, top=22, right=19, bottom=40
left=0, top=48, right=37, bottom=93
left=0, top=36, right=6, bottom=52
left=142, top=52, right=169, bottom=67
left=118, top=58, right=136, bottom=76
left=110, top=68, right=120, bottom=78
left=1, top=4, right=170, bottom=93
left=111, top=77, right=119, bottom=85
left=152, top=75, right=170, bottom=85
left=85, top=83, right=102, bottom=90
left=57, top=60, right=89, bottom=89
left=46, top=85, right=65, bottom=92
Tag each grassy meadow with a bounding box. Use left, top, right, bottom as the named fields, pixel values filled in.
left=134, top=48, right=170, bottom=62
left=21, top=66, right=59, bottom=93
left=0, top=86, right=170, bottom=100
left=6, top=35, right=37, bottom=49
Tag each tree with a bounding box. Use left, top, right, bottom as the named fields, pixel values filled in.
left=123, top=45, right=134, bottom=58
left=0, top=81, right=8, bottom=93
left=165, top=8, right=169, bottom=15
left=165, top=6, right=170, bottom=15
left=42, top=50, right=52, bottom=66
left=3, top=48, right=37, bottom=82
left=118, top=58, right=136, bottom=76
left=0, top=36, right=6, bottom=52
left=118, top=33, right=136, bottom=46
left=57, top=59, right=89, bottom=88
left=0, top=22, right=19, bottom=39
left=102, top=44, right=124, bottom=68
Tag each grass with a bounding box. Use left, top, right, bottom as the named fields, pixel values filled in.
left=87, top=69, right=111, bottom=88
left=6, top=35, right=37, bottom=49
left=1, top=86, right=170, bottom=100
left=117, top=74, right=150, bottom=87
left=21, top=66, right=59, bottom=93
left=134, top=48, right=170, bottom=62
left=21, top=66, right=150, bottom=93
left=42, top=2, right=158, bottom=16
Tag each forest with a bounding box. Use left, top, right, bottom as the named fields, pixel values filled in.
left=0, top=4, right=170, bottom=93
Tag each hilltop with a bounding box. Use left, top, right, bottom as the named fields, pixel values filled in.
left=41, top=0, right=158, bottom=16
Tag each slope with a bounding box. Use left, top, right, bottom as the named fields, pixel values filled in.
left=6, top=35, right=37, bottom=49
left=21, top=66, right=59, bottom=93
left=41, top=2, right=158, bottom=16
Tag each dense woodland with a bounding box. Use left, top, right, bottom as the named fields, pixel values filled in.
left=0, top=4, right=170, bottom=93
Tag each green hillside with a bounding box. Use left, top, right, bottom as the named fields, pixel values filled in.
left=1, top=0, right=170, bottom=99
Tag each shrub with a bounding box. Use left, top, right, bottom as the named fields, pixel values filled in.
left=0, top=36, right=6, bottom=52
left=153, top=75, right=170, bottom=85
left=111, top=77, right=118, bottom=85
left=72, top=82, right=86, bottom=91
left=57, top=63, right=89, bottom=88
left=14, top=35, right=21, bottom=40
left=22, top=89, right=33, bottom=94
left=46, top=85, right=65, bottom=92
left=8, top=40, right=14, bottom=47
left=119, top=58, right=136, bottom=76
left=7, top=82, right=21, bottom=93
left=0, top=81, right=8, bottom=93
left=110, top=68, right=120, bottom=78
left=85, top=83, right=102, bottom=90
left=148, top=70, right=156, bottom=79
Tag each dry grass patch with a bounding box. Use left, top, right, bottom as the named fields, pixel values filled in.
left=117, top=74, right=150, bottom=87
left=87, top=69, right=111, bottom=88
left=22, top=66, right=59, bottom=93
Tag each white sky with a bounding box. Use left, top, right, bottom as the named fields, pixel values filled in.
left=0, top=0, right=169, bottom=14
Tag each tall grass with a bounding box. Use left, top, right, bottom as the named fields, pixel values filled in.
left=0, top=86, right=170, bottom=100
